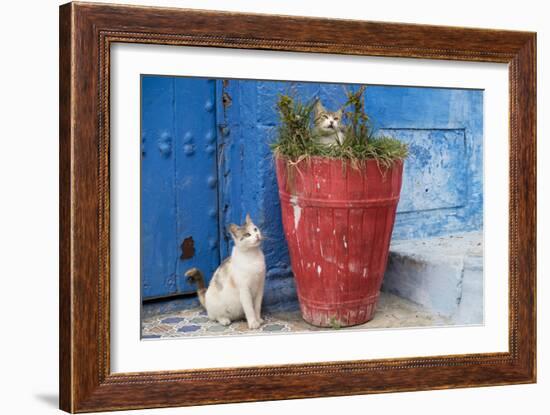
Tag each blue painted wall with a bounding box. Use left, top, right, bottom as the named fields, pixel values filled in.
left=141, top=77, right=483, bottom=301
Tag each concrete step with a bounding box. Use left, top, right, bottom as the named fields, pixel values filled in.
left=382, top=231, right=483, bottom=325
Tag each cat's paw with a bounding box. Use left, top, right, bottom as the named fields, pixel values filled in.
left=257, top=317, right=265, bottom=325
left=247, top=319, right=261, bottom=330
left=217, top=318, right=231, bottom=326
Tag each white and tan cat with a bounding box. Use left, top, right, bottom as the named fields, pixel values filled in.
left=313, top=100, right=346, bottom=145
left=185, top=214, right=266, bottom=329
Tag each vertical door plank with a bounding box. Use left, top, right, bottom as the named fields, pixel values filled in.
left=174, top=77, right=220, bottom=292
left=141, top=76, right=178, bottom=299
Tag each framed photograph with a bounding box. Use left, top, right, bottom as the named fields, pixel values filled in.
left=59, top=2, right=536, bottom=412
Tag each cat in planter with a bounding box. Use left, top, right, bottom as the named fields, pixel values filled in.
left=312, top=100, right=346, bottom=145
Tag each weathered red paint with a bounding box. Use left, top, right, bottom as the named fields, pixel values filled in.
left=276, top=157, right=404, bottom=327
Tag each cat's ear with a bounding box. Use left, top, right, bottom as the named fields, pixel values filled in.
left=245, top=213, right=252, bottom=225
left=314, top=99, right=325, bottom=115
left=228, top=224, right=240, bottom=239
left=335, top=108, right=343, bottom=119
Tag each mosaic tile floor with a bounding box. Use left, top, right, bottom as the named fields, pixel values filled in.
left=142, top=292, right=451, bottom=339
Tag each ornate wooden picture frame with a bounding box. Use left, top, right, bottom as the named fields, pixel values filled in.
left=59, top=2, right=536, bottom=412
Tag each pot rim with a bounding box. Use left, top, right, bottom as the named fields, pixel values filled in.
left=274, top=154, right=404, bottom=168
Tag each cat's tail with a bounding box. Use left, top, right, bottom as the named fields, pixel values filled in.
left=185, top=268, right=206, bottom=308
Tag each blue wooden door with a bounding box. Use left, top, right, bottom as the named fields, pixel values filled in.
left=141, top=76, right=220, bottom=299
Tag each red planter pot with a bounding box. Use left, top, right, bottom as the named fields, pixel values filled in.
left=275, top=157, right=404, bottom=327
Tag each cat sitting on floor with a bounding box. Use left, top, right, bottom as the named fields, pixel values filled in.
left=186, top=214, right=266, bottom=329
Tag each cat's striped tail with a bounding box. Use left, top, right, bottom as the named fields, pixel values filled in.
left=185, top=268, right=206, bottom=308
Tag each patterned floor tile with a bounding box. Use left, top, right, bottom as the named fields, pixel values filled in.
left=161, top=317, right=185, bottom=324
left=177, top=325, right=201, bottom=333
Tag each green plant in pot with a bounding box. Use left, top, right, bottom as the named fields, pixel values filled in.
left=272, top=86, right=408, bottom=328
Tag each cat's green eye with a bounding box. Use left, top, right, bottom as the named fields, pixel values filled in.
left=244, top=233, right=251, bottom=237
left=254, top=227, right=258, bottom=232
